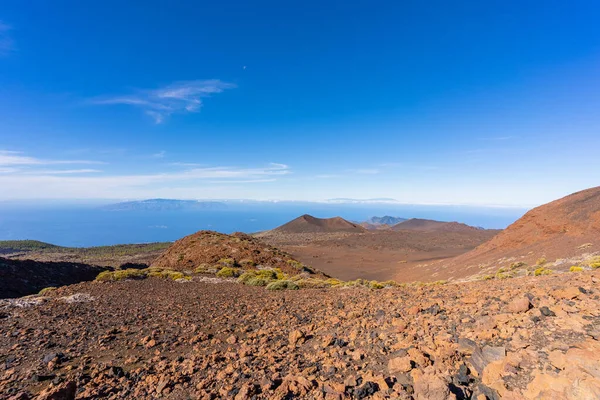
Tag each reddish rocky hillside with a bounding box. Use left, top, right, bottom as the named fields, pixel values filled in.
left=272, top=214, right=366, bottom=234
left=414, top=187, right=600, bottom=281
left=456, top=187, right=599, bottom=271
left=151, top=230, right=324, bottom=276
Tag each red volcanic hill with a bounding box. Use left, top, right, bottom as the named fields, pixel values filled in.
left=460, top=187, right=600, bottom=261
left=151, top=230, right=328, bottom=277
left=272, top=214, right=366, bottom=234
left=432, top=186, right=600, bottom=279
left=391, top=218, right=485, bottom=234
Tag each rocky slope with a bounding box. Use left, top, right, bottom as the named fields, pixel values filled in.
left=0, top=257, right=108, bottom=299
left=1, top=270, right=599, bottom=399
left=270, top=215, right=366, bottom=234
left=431, top=187, right=600, bottom=279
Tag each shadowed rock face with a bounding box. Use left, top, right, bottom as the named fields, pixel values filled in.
left=0, top=257, right=108, bottom=299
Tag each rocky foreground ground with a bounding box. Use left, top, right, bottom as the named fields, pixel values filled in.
left=1, top=271, right=599, bottom=399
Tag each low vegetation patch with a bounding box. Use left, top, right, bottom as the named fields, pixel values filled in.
left=534, top=267, right=553, bottom=276
left=510, top=261, right=527, bottom=270
left=536, top=257, right=547, bottom=266
left=569, top=265, right=584, bottom=272
left=266, top=280, right=300, bottom=291
left=38, top=287, right=57, bottom=296
left=95, top=267, right=191, bottom=282
left=216, top=267, right=242, bottom=278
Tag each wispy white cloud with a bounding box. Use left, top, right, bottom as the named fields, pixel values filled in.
left=152, top=150, right=166, bottom=158
left=92, top=80, right=236, bottom=123
left=0, top=152, right=290, bottom=199
left=0, top=150, right=104, bottom=166
left=23, top=169, right=102, bottom=175
left=0, top=21, right=14, bottom=56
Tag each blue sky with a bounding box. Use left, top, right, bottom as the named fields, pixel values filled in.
left=0, top=0, right=599, bottom=206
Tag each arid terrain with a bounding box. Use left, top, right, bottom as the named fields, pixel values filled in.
left=1, top=187, right=600, bottom=399
left=256, top=217, right=499, bottom=282
left=1, top=269, right=599, bottom=399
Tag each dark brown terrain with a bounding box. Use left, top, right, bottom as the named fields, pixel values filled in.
left=0, top=241, right=170, bottom=269
left=257, top=217, right=499, bottom=282
left=392, top=219, right=485, bottom=234
left=0, top=258, right=108, bottom=299
left=1, top=269, right=598, bottom=399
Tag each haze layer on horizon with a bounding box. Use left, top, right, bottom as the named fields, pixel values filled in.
left=1, top=1, right=599, bottom=207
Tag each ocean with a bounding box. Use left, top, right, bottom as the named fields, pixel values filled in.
left=0, top=202, right=527, bottom=247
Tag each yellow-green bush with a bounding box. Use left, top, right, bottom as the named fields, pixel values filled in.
left=38, top=287, right=57, bottom=295
left=96, top=268, right=147, bottom=282
left=536, top=258, right=547, bottom=266
left=369, top=281, right=384, bottom=289
left=216, top=267, right=242, bottom=278
left=148, top=270, right=189, bottom=280
left=238, top=259, right=255, bottom=267
left=246, top=277, right=270, bottom=286
left=482, top=274, right=494, bottom=280
left=266, top=280, right=299, bottom=291
left=534, top=267, right=552, bottom=276
left=218, top=258, right=235, bottom=266
left=570, top=266, right=584, bottom=272
left=510, top=262, right=527, bottom=270
left=587, top=256, right=600, bottom=269
left=237, top=269, right=279, bottom=285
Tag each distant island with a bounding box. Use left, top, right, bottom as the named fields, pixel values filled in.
left=102, top=199, right=227, bottom=211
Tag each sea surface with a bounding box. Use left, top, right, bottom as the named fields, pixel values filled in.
left=0, top=202, right=527, bottom=247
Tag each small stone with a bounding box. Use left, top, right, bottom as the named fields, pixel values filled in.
left=507, top=297, right=531, bottom=313
left=388, top=356, right=413, bottom=373
left=540, top=306, right=556, bottom=317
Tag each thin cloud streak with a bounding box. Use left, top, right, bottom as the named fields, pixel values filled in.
left=0, top=150, right=105, bottom=166
left=92, top=80, right=236, bottom=123
left=0, top=160, right=290, bottom=199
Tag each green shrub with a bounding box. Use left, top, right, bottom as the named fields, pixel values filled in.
left=591, top=262, right=600, bottom=269
left=237, top=270, right=279, bottom=285
left=482, top=274, right=494, bottom=280
left=369, top=281, right=384, bottom=289
left=96, top=268, right=147, bottom=282
left=148, top=270, right=189, bottom=280
left=216, top=267, right=242, bottom=278
left=510, top=262, right=527, bottom=270
left=534, top=267, right=552, bottom=276
left=266, top=280, right=299, bottom=291
left=536, top=258, right=547, bottom=266
left=246, top=277, right=269, bottom=286
left=38, top=287, right=57, bottom=295
left=570, top=266, right=584, bottom=272
left=497, top=267, right=507, bottom=274
left=218, top=258, right=235, bottom=267
left=238, top=259, right=255, bottom=267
